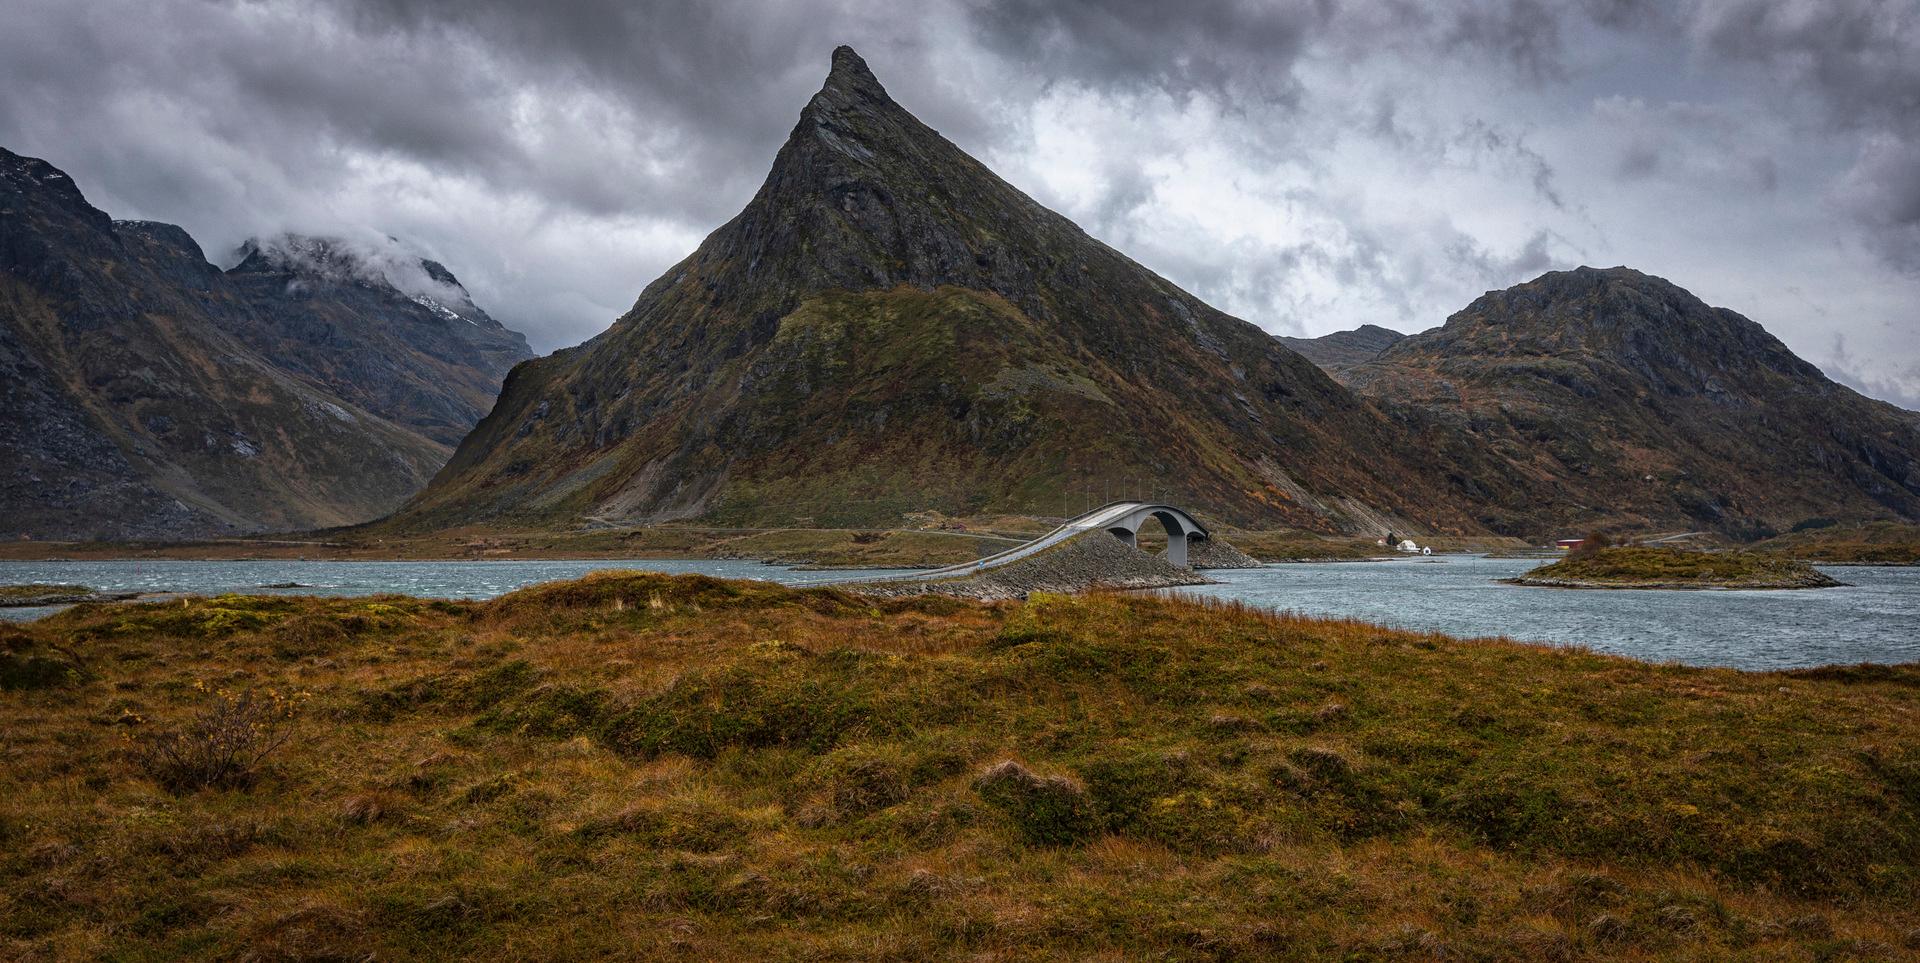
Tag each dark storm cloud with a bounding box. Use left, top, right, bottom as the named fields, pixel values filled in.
left=1692, top=0, right=1920, bottom=127
left=1440, top=0, right=1572, bottom=80
left=323, top=0, right=884, bottom=218
left=964, top=0, right=1618, bottom=103
left=26, top=0, right=948, bottom=223
left=1685, top=0, right=1920, bottom=272
left=968, top=0, right=1328, bottom=102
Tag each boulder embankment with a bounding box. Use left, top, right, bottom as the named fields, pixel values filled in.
left=1183, top=537, right=1263, bottom=570
left=850, top=530, right=1215, bottom=602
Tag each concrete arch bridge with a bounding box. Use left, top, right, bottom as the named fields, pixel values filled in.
left=861, top=501, right=1211, bottom=584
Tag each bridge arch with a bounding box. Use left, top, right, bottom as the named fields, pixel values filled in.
left=1104, top=504, right=1209, bottom=568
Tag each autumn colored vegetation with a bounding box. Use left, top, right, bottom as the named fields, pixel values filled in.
left=2, top=573, right=1916, bottom=959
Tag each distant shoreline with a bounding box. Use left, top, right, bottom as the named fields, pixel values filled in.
left=1501, top=576, right=1846, bottom=590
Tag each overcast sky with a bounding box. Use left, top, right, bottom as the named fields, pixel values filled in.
left=3, top=0, right=1916, bottom=408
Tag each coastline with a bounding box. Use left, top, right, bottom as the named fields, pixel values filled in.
left=1502, top=574, right=1846, bottom=590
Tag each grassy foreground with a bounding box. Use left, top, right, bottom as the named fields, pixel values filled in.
left=3, top=573, right=1917, bottom=959
left=1512, top=547, right=1842, bottom=589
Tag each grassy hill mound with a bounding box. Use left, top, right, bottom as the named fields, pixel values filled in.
left=2, top=573, right=1915, bottom=957
left=1512, top=547, right=1842, bottom=589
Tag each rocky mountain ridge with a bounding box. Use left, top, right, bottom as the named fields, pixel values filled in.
left=1341, top=266, right=1920, bottom=537
left=0, top=146, right=529, bottom=539
left=1278, top=324, right=1406, bottom=372
left=224, top=233, right=532, bottom=446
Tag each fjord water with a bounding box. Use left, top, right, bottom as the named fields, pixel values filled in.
left=1169, top=556, right=1918, bottom=670
left=2, top=555, right=1913, bottom=670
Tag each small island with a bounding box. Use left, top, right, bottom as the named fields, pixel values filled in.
left=0, top=584, right=139, bottom=606
left=1508, top=546, right=1843, bottom=590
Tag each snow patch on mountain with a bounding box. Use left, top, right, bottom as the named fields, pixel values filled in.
left=234, top=232, right=480, bottom=319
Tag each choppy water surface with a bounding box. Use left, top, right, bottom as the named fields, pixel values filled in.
left=2, top=555, right=1914, bottom=670
left=1169, top=555, right=1918, bottom=670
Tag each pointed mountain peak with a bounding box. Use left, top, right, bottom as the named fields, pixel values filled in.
left=823, top=45, right=884, bottom=96
left=709, top=43, right=1031, bottom=300
left=803, top=44, right=898, bottom=129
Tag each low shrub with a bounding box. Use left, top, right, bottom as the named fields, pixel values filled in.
left=0, top=650, right=82, bottom=690
left=136, top=686, right=308, bottom=792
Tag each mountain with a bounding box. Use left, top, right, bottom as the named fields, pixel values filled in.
left=1278, top=324, right=1405, bottom=373
left=0, top=146, right=521, bottom=540
left=1342, top=267, right=1920, bottom=538
left=225, top=234, right=533, bottom=446
left=391, top=47, right=1496, bottom=534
